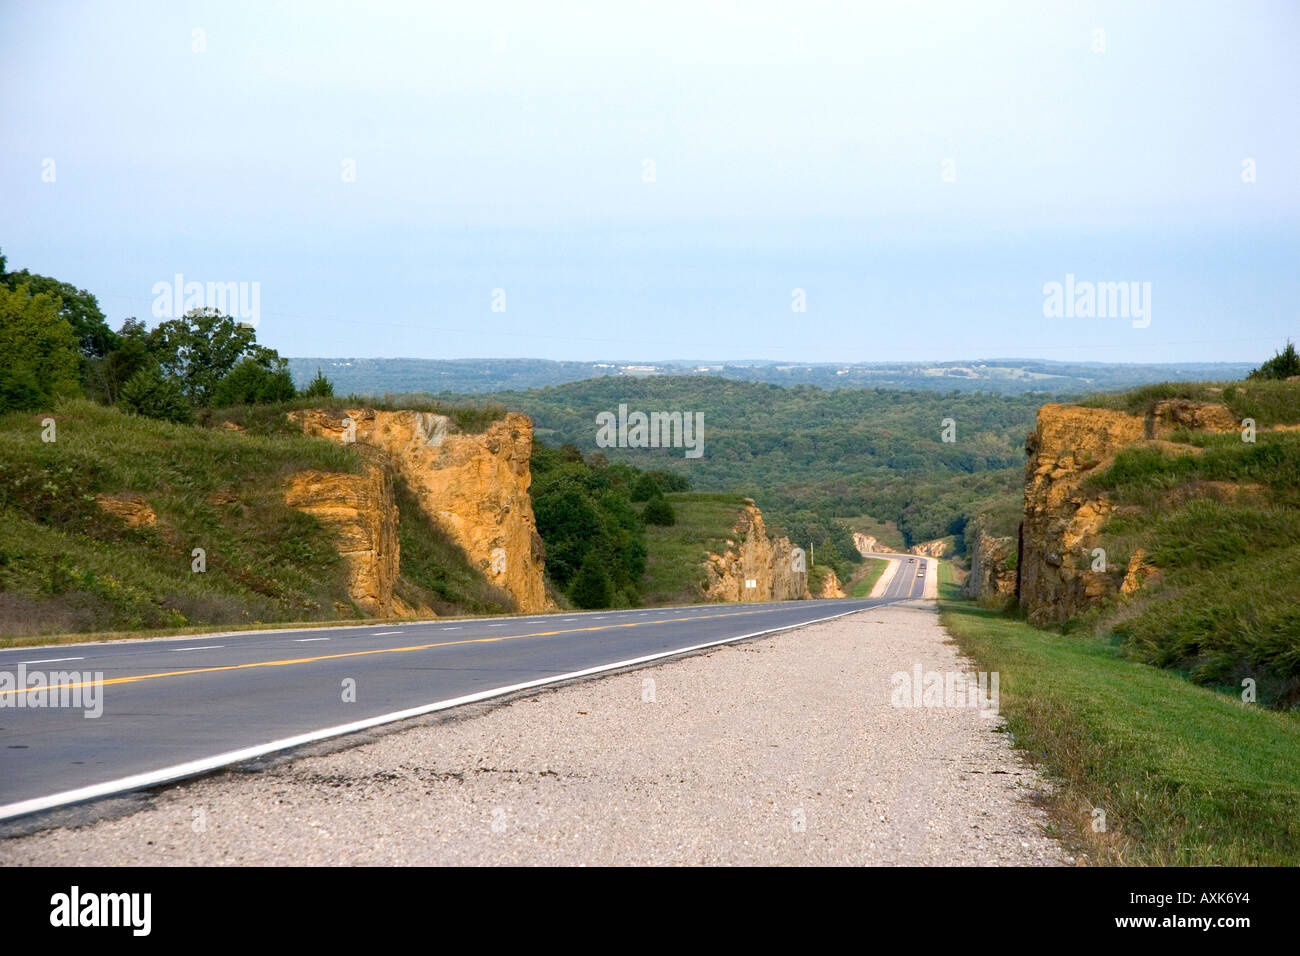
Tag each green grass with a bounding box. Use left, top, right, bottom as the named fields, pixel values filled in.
left=837, top=514, right=906, bottom=552
left=639, top=492, right=751, bottom=604
left=0, top=399, right=511, bottom=642
left=846, top=557, right=889, bottom=597
left=1075, top=431, right=1300, bottom=706
left=1078, top=378, right=1300, bottom=427
left=205, top=393, right=509, bottom=436
left=938, top=564, right=1300, bottom=865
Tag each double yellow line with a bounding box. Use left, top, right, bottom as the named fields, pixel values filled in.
left=0, top=607, right=780, bottom=697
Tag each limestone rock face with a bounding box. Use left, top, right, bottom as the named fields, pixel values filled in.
left=95, top=493, right=157, bottom=527
left=1019, top=402, right=1236, bottom=625
left=1151, top=399, right=1239, bottom=436
left=290, top=408, right=549, bottom=613
left=910, top=539, right=948, bottom=558
left=1120, top=548, right=1162, bottom=595
left=962, top=521, right=1016, bottom=602
left=852, top=532, right=881, bottom=555
left=815, top=567, right=846, bottom=599
left=701, top=505, right=811, bottom=603
left=283, top=464, right=399, bottom=617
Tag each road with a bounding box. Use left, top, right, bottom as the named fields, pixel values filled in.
left=0, top=573, right=928, bottom=822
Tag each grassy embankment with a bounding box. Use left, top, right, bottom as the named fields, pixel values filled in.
left=937, top=529, right=1300, bottom=863
left=637, top=492, right=752, bottom=604
left=0, top=399, right=512, bottom=647
left=846, top=557, right=890, bottom=597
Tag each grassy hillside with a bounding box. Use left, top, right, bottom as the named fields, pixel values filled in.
left=939, top=564, right=1300, bottom=865
left=638, top=492, right=753, bottom=604
left=0, top=400, right=511, bottom=643
left=1082, top=425, right=1300, bottom=706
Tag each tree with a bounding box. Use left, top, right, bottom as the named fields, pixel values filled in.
left=118, top=362, right=194, bottom=424
left=148, top=308, right=272, bottom=405
left=569, top=552, right=614, bottom=609
left=0, top=284, right=82, bottom=412
left=301, top=368, right=335, bottom=398
left=1249, top=340, right=1300, bottom=381
left=631, top=473, right=659, bottom=502
left=642, top=495, right=676, bottom=526
left=211, top=357, right=297, bottom=406
left=0, top=257, right=116, bottom=358
left=100, top=318, right=152, bottom=406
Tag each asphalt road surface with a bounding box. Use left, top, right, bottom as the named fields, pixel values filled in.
left=0, top=569, right=927, bottom=822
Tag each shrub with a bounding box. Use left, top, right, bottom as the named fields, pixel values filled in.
left=642, top=495, right=676, bottom=526
left=569, top=553, right=614, bottom=608
left=118, top=363, right=194, bottom=424
left=211, top=357, right=297, bottom=406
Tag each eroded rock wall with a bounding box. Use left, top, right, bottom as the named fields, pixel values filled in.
left=283, top=464, right=399, bottom=617
left=701, top=504, right=812, bottom=603
left=290, top=408, right=549, bottom=613
left=1019, top=401, right=1237, bottom=625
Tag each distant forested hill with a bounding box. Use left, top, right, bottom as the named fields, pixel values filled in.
left=288, top=356, right=1255, bottom=397
left=434, top=376, right=1043, bottom=556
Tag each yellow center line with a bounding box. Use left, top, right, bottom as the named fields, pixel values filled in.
left=0, top=607, right=786, bottom=697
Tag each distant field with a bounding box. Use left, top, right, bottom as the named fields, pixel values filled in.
left=937, top=561, right=1300, bottom=865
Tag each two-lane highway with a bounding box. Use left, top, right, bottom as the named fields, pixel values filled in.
left=0, top=574, right=928, bottom=822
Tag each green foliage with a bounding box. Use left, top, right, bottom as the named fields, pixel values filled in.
left=211, top=356, right=297, bottom=406
left=568, top=552, right=614, bottom=609
left=0, top=399, right=364, bottom=638
left=1071, top=430, right=1300, bottom=706
left=477, top=376, right=1042, bottom=550
left=531, top=442, right=647, bottom=602
left=940, top=590, right=1300, bottom=865
left=0, top=283, right=83, bottom=412
left=1249, top=340, right=1300, bottom=381
left=301, top=369, right=335, bottom=398
left=0, top=262, right=115, bottom=358
left=118, top=363, right=194, bottom=424
left=641, top=495, right=676, bottom=526
left=148, top=308, right=276, bottom=405
left=1079, top=378, right=1300, bottom=427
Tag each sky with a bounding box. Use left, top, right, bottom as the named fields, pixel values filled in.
left=2, top=0, right=1297, bottom=364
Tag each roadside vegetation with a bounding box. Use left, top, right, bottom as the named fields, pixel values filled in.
left=938, top=562, right=1300, bottom=865
left=846, top=557, right=889, bottom=597
left=1078, top=426, right=1300, bottom=707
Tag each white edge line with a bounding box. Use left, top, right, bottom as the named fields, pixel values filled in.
left=0, top=605, right=872, bottom=822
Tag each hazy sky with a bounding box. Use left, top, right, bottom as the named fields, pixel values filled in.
left=3, top=0, right=1297, bottom=363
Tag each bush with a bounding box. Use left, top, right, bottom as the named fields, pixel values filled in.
left=211, top=357, right=297, bottom=406
left=1249, top=341, right=1300, bottom=381
left=118, top=364, right=194, bottom=424
left=569, top=552, right=614, bottom=608
left=642, top=495, right=676, bottom=526
left=301, top=369, right=335, bottom=399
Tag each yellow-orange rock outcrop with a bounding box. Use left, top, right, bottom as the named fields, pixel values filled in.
left=290, top=408, right=548, bottom=613
left=284, top=464, right=399, bottom=617
left=701, top=504, right=812, bottom=603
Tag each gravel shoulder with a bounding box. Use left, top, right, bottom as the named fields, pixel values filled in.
left=0, top=602, right=1066, bottom=866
